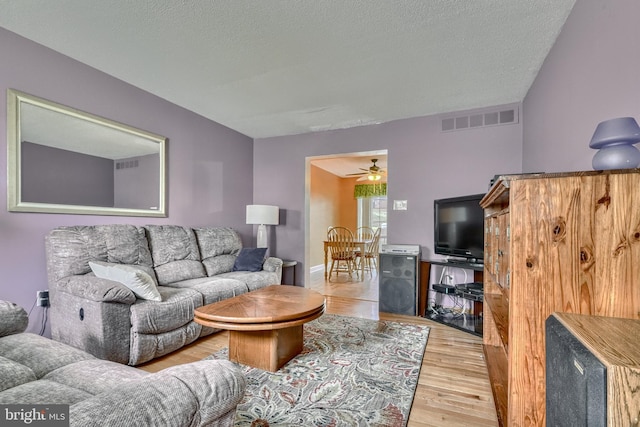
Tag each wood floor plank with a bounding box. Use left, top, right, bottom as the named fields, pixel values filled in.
left=139, top=270, right=498, bottom=426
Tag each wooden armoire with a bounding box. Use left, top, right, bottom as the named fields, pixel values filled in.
left=480, top=169, right=640, bottom=426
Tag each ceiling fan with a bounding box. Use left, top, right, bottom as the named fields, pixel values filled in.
left=346, top=159, right=387, bottom=181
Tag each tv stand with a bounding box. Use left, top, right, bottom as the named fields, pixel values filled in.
left=424, top=259, right=483, bottom=336
left=430, top=259, right=484, bottom=271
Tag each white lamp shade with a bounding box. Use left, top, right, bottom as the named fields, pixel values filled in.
left=246, top=205, right=279, bottom=225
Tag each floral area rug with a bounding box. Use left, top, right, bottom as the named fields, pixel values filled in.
left=205, top=314, right=430, bottom=427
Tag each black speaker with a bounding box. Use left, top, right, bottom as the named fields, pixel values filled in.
left=546, top=315, right=606, bottom=426
left=379, top=253, right=419, bottom=315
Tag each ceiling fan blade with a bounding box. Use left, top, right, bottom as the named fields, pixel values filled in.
left=347, top=160, right=387, bottom=177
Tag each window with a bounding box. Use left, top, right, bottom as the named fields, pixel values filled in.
left=358, top=196, right=387, bottom=244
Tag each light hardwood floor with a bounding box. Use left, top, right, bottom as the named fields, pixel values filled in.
left=140, top=270, right=498, bottom=426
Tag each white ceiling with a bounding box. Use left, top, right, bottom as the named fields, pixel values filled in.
left=0, top=0, right=575, bottom=140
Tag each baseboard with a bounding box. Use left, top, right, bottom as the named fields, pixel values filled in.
left=310, top=264, right=324, bottom=273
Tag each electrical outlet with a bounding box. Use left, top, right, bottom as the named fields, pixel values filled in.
left=36, top=290, right=50, bottom=307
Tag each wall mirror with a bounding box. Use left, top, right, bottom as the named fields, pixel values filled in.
left=7, top=89, right=167, bottom=216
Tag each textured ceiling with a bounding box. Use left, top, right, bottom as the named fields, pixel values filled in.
left=0, top=0, right=575, bottom=139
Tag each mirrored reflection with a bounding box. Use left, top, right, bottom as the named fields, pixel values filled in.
left=7, top=89, right=166, bottom=216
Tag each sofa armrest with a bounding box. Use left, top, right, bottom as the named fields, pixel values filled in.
left=0, top=301, right=29, bottom=337
left=263, top=256, right=283, bottom=273
left=69, top=360, right=246, bottom=427
left=54, top=275, right=136, bottom=305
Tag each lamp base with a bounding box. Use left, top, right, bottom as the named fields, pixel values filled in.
left=256, top=224, right=268, bottom=248
left=592, top=143, right=640, bottom=170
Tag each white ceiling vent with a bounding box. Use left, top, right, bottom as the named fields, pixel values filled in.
left=441, top=107, right=519, bottom=132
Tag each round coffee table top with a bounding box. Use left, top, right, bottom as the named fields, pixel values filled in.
left=194, top=285, right=325, bottom=331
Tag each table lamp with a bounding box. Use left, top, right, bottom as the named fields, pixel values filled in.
left=589, top=117, right=640, bottom=170
left=246, top=205, right=279, bottom=248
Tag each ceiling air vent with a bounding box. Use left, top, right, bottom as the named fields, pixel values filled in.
left=441, top=107, right=518, bottom=132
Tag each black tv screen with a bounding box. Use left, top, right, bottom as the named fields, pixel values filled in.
left=434, top=193, right=485, bottom=262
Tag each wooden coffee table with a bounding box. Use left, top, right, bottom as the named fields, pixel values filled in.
left=194, top=285, right=325, bottom=372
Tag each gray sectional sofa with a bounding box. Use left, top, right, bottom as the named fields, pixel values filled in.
left=45, top=225, right=282, bottom=365
left=0, top=300, right=246, bottom=427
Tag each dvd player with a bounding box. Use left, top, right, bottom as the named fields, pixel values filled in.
left=433, top=283, right=456, bottom=294
left=380, top=244, right=420, bottom=255
left=455, top=282, right=483, bottom=290
left=455, top=290, right=483, bottom=302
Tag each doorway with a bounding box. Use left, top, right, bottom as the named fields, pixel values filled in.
left=304, top=150, right=388, bottom=286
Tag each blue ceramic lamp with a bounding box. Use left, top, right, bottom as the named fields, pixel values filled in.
left=590, top=117, right=640, bottom=170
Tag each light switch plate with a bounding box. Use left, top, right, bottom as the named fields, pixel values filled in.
left=393, top=200, right=407, bottom=210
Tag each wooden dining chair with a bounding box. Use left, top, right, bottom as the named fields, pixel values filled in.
left=354, top=226, right=374, bottom=270
left=327, top=226, right=358, bottom=281
left=361, top=227, right=381, bottom=275
left=355, top=226, right=375, bottom=242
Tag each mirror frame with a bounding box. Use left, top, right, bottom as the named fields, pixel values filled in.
left=7, top=89, right=167, bottom=217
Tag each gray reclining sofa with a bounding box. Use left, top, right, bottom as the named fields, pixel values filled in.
left=45, top=225, right=282, bottom=365
left=0, top=300, right=246, bottom=427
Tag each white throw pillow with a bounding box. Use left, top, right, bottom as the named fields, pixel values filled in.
left=89, top=261, right=162, bottom=301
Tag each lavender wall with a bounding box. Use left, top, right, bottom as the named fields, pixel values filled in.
left=0, top=28, right=255, bottom=332
left=22, top=142, right=114, bottom=206
left=523, top=0, right=640, bottom=173
left=254, top=107, right=523, bottom=283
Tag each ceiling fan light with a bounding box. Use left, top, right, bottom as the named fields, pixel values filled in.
left=368, top=174, right=381, bottom=181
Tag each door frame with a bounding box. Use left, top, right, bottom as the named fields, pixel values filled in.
left=304, top=149, right=388, bottom=286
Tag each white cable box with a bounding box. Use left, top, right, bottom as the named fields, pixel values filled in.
left=379, top=244, right=421, bottom=255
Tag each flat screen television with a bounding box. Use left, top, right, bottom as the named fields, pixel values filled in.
left=434, top=193, right=485, bottom=263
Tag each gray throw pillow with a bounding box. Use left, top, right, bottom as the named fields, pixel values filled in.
left=233, top=248, right=267, bottom=272
left=0, top=301, right=29, bottom=336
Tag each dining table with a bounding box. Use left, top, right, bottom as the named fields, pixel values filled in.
left=323, top=240, right=367, bottom=280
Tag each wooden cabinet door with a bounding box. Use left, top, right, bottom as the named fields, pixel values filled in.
left=485, top=216, right=496, bottom=279
left=497, top=212, right=510, bottom=290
